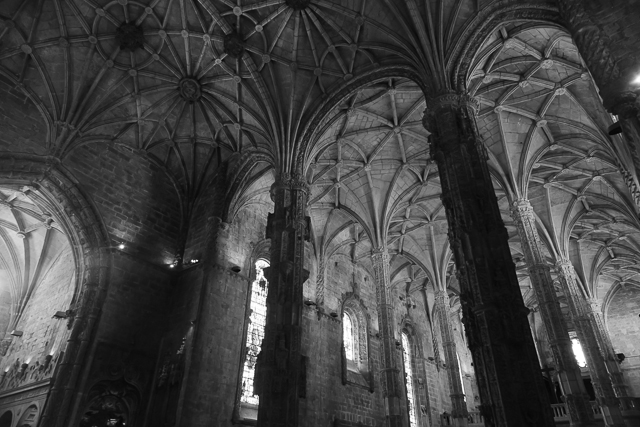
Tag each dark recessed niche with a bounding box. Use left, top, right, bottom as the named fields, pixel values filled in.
left=231, top=266, right=241, bottom=273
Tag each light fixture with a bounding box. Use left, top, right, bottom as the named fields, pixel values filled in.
left=118, top=243, right=125, bottom=250
left=330, top=312, right=338, bottom=318
left=43, top=354, right=53, bottom=368
left=53, top=311, right=68, bottom=319
left=304, top=300, right=317, bottom=306
left=19, top=363, right=28, bottom=374
left=231, top=266, right=241, bottom=273
left=10, top=330, right=23, bottom=337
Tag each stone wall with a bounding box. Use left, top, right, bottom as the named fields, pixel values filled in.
left=606, top=285, right=640, bottom=396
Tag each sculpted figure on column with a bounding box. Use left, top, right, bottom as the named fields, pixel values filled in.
left=511, top=199, right=594, bottom=426
left=434, top=289, right=468, bottom=426
left=255, top=174, right=310, bottom=427
left=556, top=260, right=627, bottom=427
left=423, top=93, right=555, bottom=427
left=371, top=248, right=403, bottom=427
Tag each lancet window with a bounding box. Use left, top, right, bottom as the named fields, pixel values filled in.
left=571, top=337, right=588, bottom=368
left=343, top=312, right=355, bottom=362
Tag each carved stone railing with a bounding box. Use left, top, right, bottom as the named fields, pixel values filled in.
left=440, top=410, right=484, bottom=426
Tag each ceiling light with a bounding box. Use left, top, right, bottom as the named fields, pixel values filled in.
left=118, top=243, right=125, bottom=250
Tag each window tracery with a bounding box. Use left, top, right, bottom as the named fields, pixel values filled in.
left=402, top=332, right=417, bottom=427
left=343, top=312, right=355, bottom=362
left=240, top=259, right=269, bottom=406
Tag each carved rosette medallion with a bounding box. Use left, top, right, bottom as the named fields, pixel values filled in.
left=224, top=31, right=245, bottom=59
left=115, top=23, right=145, bottom=52
left=179, top=78, right=202, bottom=102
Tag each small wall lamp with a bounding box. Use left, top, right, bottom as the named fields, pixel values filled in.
left=304, top=300, right=317, bottom=306
left=53, top=311, right=68, bottom=319
left=10, top=330, right=23, bottom=337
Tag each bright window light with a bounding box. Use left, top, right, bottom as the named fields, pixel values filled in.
left=632, top=74, right=640, bottom=85
left=572, top=338, right=587, bottom=368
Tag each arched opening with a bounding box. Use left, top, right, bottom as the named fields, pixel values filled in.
left=0, top=185, right=76, bottom=388
left=16, top=404, right=38, bottom=426
left=0, top=411, right=12, bottom=427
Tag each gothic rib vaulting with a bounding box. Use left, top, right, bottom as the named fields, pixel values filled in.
left=0, top=0, right=639, bottom=426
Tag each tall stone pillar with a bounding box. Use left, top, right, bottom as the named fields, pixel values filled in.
left=371, top=248, right=403, bottom=427
left=556, top=260, right=627, bottom=426
left=423, top=93, right=555, bottom=427
left=180, top=216, right=230, bottom=426
left=255, top=174, right=309, bottom=427
left=434, top=289, right=468, bottom=426
left=511, top=199, right=595, bottom=426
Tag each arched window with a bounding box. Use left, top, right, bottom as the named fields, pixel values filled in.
left=241, top=259, right=269, bottom=406
left=343, top=312, right=355, bottom=361
left=402, top=332, right=417, bottom=427
left=341, top=295, right=373, bottom=390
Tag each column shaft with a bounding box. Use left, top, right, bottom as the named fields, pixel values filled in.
left=556, top=260, right=626, bottom=427
left=434, top=290, right=468, bottom=426
left=255, top=175, right=309, bottom=427
left=180, top=217, right=230, bottom=426
left=371, top=249, right=403, bottom=427
left=511, top=200, right=594, bottom=426
left=423, top=93, right=555, bottom=427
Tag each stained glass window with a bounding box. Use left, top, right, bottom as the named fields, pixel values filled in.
left=343, top=312, right=355, bottom=361
left=241, top=259, right=269, bottom=405
left=402, top=332, right=417, bottom=427
left=572, top=337, right=587, bottom=368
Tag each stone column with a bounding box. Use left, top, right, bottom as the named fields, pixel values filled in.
left=371, top=248, right=403, bottom=427
left=511, top=199, right=595, bottom=426
left=255, top=174, right=309, bottom=427
left=423, top=93, right=555, bottom=427
left=180, top=216, right=230, bottom=426
left=556, top=260, right=626, bottom=427
left=434, top=289, right=468, bottom=426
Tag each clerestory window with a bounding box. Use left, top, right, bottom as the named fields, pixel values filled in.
left=240, top=259, right=269, bottom=406
left=402, top=332, right=417, bottom=427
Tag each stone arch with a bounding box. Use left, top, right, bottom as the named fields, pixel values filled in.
left=449, top=3, right=563, bottom=91
left=0, top=157, right=110, bottom=427
left=340, top=292, right=374, bottom=391
left=0, top=411, right=11, bottom=427
left=297, top=65, right=430, bottom=175
left=78, top=378, right=140, bottom=427
left=16, top=404, right=38, bottom=426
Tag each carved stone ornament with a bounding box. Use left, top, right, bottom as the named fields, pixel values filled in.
left=286, top=0, right=311, bottom=10
left=115, top=23, right=145, bottom=52
left=179, top=78, right=202, bottom=102
left=224, top=31, right=244, bottom=59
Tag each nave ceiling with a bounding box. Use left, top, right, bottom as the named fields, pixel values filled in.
left=1, top=0, right=639, bottom=315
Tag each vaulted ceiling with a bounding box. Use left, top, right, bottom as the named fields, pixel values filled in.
left=1, top=0, right=638, bottom=314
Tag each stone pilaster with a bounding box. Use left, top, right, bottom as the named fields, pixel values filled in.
left=556, top=260, right=626, bottom=427
left=434, top=289, right=468, bottom=426
left=371, top=248, right=403, bottom=427
left=180, top=217, right=230, bottom=426
left=423, top=93, right=555, bottom=427
left=511, top=199, right=594, bottom=426
left=255, top=174, right=309, bottom=427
